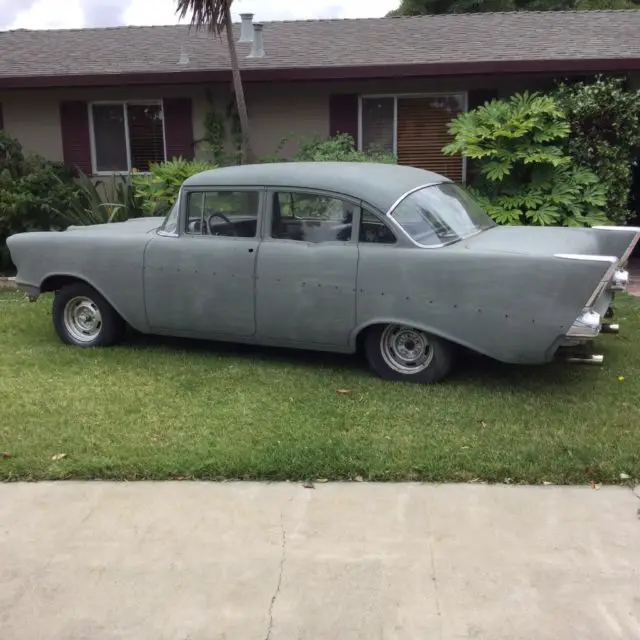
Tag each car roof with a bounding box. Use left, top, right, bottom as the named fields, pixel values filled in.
left=182, top=162, right=450, bottom=213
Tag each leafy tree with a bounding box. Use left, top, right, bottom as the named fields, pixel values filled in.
left=387, top=0, right=637, bottom=15
left=176, top=0, right=255, bottom=163
left=554, top=75, right=640, bottom=224
left=443, top=92, right=608, bottom=226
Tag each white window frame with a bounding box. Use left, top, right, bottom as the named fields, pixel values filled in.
left=357, top=92, right=468, bottom=183
left=88, top=100, right=168, bottom=175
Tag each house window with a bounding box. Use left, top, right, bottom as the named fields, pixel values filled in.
left=359, top=93, right=466, bottom=183
left=90, top=102, right=165, bottom=173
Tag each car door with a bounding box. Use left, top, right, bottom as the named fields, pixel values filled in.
left=254, top=188, right=359, bottom=347
left=143, top=187, right=263, bottom=337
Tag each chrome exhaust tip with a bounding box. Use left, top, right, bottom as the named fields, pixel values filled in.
left=565, top=354, right=604, bottom=365
left=601, top=323, right=619, bottom=334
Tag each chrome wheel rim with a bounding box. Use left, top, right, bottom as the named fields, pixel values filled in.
left=380, top=324, right=434, bottom=375
left=63, top=296, right=102, bottom=343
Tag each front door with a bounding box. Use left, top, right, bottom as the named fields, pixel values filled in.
left=144, top=188, right=262, bottom=337
left=255, top=189, right=359, bottom=347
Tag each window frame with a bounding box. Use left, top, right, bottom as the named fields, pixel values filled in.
left=265, top=187, right=363, bottom=245
left=180, top=185, right=266, bottom=241
left=88, top=99, right=167, bottom=176
left=357, top=92, right=469, bottom=183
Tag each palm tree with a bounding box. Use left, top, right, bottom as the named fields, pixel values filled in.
left=176, top=0, right=255, bottom=163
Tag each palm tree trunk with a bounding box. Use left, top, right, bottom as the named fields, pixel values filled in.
left=223, top=4, right=255, bottom=164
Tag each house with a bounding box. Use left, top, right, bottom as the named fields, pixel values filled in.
left=0, top=10, right=639, bottom=183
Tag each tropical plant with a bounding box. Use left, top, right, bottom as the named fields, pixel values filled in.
left=443, top=92, right=608, bottom=226
left=132, top=157, right=215, bottom=216
left=54, top=172, right=145, bottom=227
left=0, top=131, right=79, bottom=270
left=554, top=75, right=640, bottom=225
left=176, top=0, right=255, bottom=163
left=263, top=133, right=397, bottom=164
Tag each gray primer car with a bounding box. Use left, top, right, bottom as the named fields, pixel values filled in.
left=7, top=161, right=640, bottom=383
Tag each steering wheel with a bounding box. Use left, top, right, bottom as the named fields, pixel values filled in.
left=206, top=212, right=238, bottom=237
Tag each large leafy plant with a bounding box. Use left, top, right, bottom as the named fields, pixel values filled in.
left=555, top=75, right=640, bottom=224
left=443, top=92, right=608, bottom=226
left=132, top=157, right=215, bottom=216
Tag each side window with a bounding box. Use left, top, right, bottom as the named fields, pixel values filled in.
left=359, top=210, right=397, bottom=245
left=271, top=192, right=356, bottom=243
left=185, top=190, right=260, bottom=238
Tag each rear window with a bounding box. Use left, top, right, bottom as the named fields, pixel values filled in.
left=390, top=183, right=496, bottom=247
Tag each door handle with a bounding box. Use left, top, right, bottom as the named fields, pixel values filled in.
left=248, top=248, right=254, bottom=253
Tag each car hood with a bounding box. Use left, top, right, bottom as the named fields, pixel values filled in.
left=65, top=217, right=165, bottom=234
left=462, top=225, right=602, bottom=257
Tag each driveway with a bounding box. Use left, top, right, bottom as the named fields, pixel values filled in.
left=1, top=481, right=639, bottom=639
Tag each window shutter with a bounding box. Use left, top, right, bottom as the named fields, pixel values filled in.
left=396, top=96, right=464, bottom=183
left=60, top=101, right=92, bottom=174
left=163, top=97, right=194, bottom=161
left=329, top=94, right=358, bottom=144
left=0, top=103, right=4, bottom=130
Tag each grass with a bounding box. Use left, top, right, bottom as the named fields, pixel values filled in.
left=0, top=289, right=639, bottom=484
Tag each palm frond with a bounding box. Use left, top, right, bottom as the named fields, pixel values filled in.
left=176, top=0, right=232, bottom=35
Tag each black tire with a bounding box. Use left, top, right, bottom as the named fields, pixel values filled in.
left=364, top=324, right=455, bottom=384
left=52, top=282, right=125, bottom=347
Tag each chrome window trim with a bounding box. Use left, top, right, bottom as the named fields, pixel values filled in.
left=385, top=180, right=484, bottom=250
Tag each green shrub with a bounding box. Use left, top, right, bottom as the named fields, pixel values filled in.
left=443, top=92, right=608, bottom=226
left=263, top=133, right=397, bottom=164
left=0, top=131, right=79, bottom=271
left=132, top=157, right=215, bottom=216
left=554, top=75, right=640, bottom=225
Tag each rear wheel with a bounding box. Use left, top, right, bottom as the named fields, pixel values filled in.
left=52, top=283, right=125, bottom=347
left=364, top=324, right=454, bottom=384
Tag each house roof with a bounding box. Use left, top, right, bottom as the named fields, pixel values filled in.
left=1, top=10, right=640, bottom=88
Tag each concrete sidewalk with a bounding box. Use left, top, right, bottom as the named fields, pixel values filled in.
left=1, top=482, right=639, bottom=639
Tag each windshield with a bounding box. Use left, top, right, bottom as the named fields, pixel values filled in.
left=159, top=200, right=180, bottom=235
left=390, top=182, right=496, bottom=247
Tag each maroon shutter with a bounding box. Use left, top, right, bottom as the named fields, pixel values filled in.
left=59, top=101, right=92, bottom=175
left=0, top=103, right=4, bottom=130
left=329, top=94, right=359, bottom=145
left=163, top=97, right=194, bottom=161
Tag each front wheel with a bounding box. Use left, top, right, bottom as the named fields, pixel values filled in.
left=364, top=324, right=455, bottom=384
left=52, top=283, right=125, bottom=347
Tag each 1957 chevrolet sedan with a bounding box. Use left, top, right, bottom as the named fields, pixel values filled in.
left=7, top=162, right=639, bottom=384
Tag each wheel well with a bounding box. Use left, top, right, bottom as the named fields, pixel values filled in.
left=41, top=275, right=89, bottom=293
left=354, top=321, right=472, bottom=358
left=354, top=323, right=385, bottom=353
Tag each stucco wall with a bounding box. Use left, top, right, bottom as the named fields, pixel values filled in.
left=1, top=71, right=630, bottom=166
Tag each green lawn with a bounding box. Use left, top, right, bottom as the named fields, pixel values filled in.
left=0, top=290, right=639, bottom=484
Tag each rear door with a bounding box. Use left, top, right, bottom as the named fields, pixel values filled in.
left=255, top=189, right=359, bottom=347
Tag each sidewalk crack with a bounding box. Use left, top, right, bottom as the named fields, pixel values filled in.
left=265, top=510, right=287, bottom=640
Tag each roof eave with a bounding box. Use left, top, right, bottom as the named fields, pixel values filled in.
left=1, top=58, right=639, bottom=89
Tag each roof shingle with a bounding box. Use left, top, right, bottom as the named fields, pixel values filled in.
left=0, top=11, right=639, bottom=81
